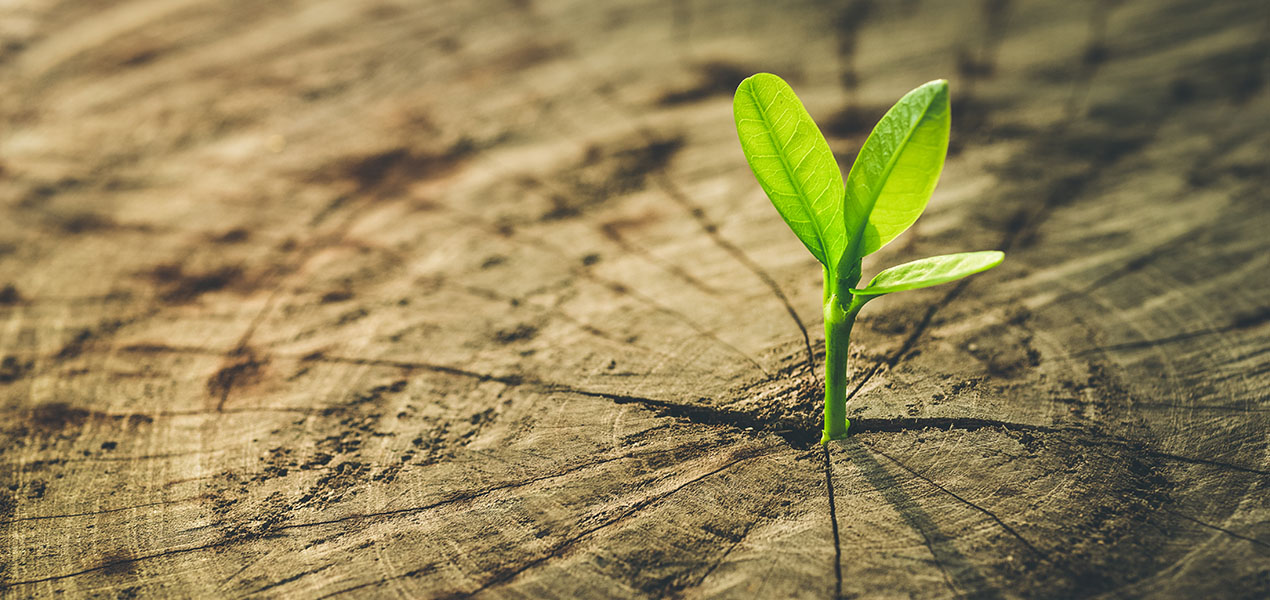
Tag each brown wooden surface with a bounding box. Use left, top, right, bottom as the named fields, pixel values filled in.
left=2, top=0, right=1268, bottom=598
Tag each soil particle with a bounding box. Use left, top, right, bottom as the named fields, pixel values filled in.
left=303, top=453, right=334, bottom=470
left=25, top=480, right=47, bottom=499
left=298, top=461, right=370, bottom=509
left=494, top=324, right=538, bottom=344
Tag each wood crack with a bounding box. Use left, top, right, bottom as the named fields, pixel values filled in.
left=674, top=497, right=774, bottom=596
left=555, top=384, right=1073, bottom=447
left=1163, top=508, right=1270, bottom=550
left=0, top=446, right=723, bottom=591
left=822, top=445, right=844, bottom=600
left=442, top=207, right=773, bottom=377
left=0, top=497, right=192, bottom=525
left=0, top=541, right=232, bottom=589
left=274, top=446, right=707, bottom=533
left=652, top=171, right=818, bottom=380
left=845, top=279, right=972, bottom=404
left=314, top=447, right=772, bottom=599
left=861, top=441, right=1062, bottom=572
left=576, top=81, right=813, bottom=381
left=438, top=447, right=771, bottom=600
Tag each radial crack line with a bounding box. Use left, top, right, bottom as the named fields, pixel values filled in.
left=863, top=442, right=1060, bottom=570
left=1163, top=508, right=1270, bottom=549
left=569, top=75, right=813, bottom=380
left=823, top=445, right=844, bottom=599
left=316, top=447, right=774, bottom=599
left=438, top=208, right=771, bottom=377
left=653, top=171, right=817, bottom=379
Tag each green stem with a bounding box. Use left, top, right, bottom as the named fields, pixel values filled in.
left=821, top=292, right=858, bottom=443
left=822, top=265, right=832, bottom=305
left=821, top=261, right=865, bottom=445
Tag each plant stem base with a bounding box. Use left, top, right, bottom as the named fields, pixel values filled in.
left=820, top=418, right=851, bottom=445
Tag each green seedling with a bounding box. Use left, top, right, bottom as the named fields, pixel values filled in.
left=733, top=73, right=1004, bottom=444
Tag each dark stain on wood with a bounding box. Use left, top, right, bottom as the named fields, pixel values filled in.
left=0, top=356, right=33, bottom=383
left=331, top=139, right=476, bottom=196
left=56, top=319, right=128, bottom=361
left=542, top=137, right=684, bottom=221
left=207, top=349, right=267, bottom=407
left=824, top=104, right=888, bottom=138
left=2, top=1, right=1266, bottom=597
left=212, top=228, right=250, bottom=244
left=149, top=264, right=245, bottom=304
left=493, top=324, right=538, bottom=344
left=320, top=289, right=355, bottom=303
left=29, top=403, right=91, bottom=433
left=657, top=61, right=753, bottom=106
left=0, top=284, right=19, bottom=305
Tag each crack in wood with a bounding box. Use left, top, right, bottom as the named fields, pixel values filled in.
left=448, top=281, right=707, bottom=371
left=446, top=208, right=773, bottom=377
left=0, top=540, right=232, bottom=589
left=0, top=445, right=728, bottom=591
left=1071, top=310, right=1270, bottom=356
left=651, top=172, right=818, bottom=381
left=823, top=445, right=844, bottom=600
left=209, top=196, right=388, bottom=411
left=861, top=441, right=1065, bottom=574
left=598, top=217, right=723, bottom=297
left=0, top=497, right=191, bottom=526
left=1163, top=508, right=1270, bottom=550
left=842, top=437, right=1000, bottom=599
left=314, top=447, right=774, bottom=599
left=273, top=444, right=717, bottom=533
left=571, top=79, right=813, bottom=382
left=674, top=496, right=775, bottom=596
left=248, top=563, right=336, bottom=595
left=556, top=383, right=1073, bottom=448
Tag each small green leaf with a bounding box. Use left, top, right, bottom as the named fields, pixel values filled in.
left=734, top=73, right=846, bottom=271
left=851, top=251, right=1003, bottom=296
left=840, top=80, right=951, bottom=273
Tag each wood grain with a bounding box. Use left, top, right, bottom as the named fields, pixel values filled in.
left=2, top=0, right=1267, bottom=598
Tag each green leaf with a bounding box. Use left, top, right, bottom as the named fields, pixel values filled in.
left=851, top=251, right=1004, bottom=296
left=840, top=80, right=951, bottom=273
left=734, top=73, right=846, bottom=271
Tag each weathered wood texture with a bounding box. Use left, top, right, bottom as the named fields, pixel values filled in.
left=2, top=0, right=1268, bottom=598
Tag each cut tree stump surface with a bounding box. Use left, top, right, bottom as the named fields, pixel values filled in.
left=2, top=0, right=1268, bottom=598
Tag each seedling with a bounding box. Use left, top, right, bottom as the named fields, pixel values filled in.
left=733, top=74, right=1004, bottom=444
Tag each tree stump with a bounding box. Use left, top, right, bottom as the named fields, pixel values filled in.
left=2, top=0, right=1267, bottom=598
